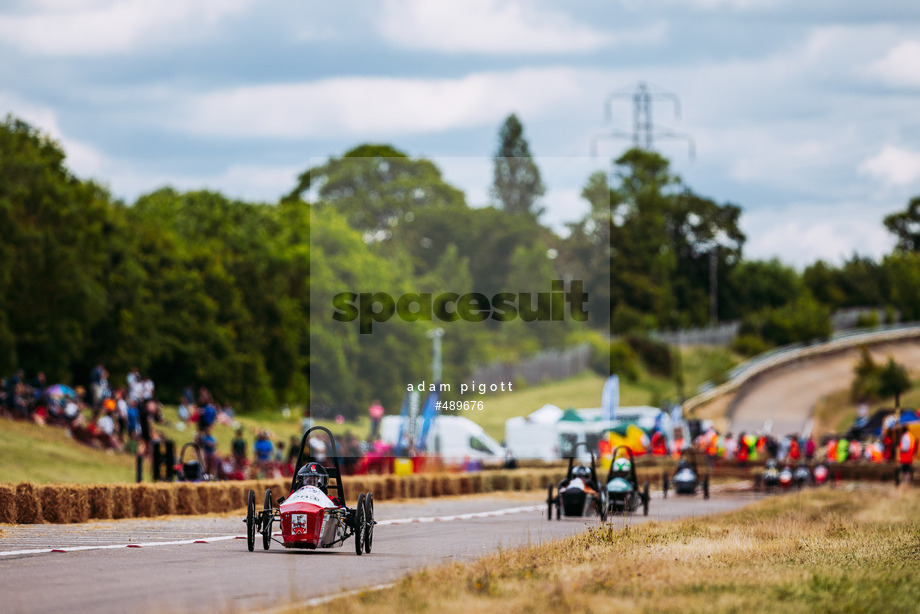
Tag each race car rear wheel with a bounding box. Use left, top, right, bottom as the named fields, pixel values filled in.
left=262, top=489, right=273, bottom=551
left=662, top=472, right=669, bottom=499
left=246, top=489, right=256, bottom=552
left=354, top=493, right=366, bottom=556
left=546, top=484, right=553, bottom=520
left=642, top=481, right=650, bottom=516
left=703, top=475, right=710, bottom=500
left=364, top=492, right=374, bottom=554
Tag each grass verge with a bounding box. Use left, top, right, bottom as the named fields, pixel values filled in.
left=293, top=485, right=920, bottom=614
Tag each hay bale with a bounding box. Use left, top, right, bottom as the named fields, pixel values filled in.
left=209, top=486, right=230, bottom=513
left=87, top=485, right=114, bottom=520
left=152, top=485, right=176, bottom=517
left=40, top=486, right=69, bottom=523
left=384, top=477, right=397, bottom=500
left=423, top=475, right=435, bottom=498
left=226, top=484, right=247, bottom=511
left=15, top=482, right=42, bottom=524
left=111, top=484, right=132, bottom=519
left=196, top=484, right=211, bottom=512
left=176, top=484, right=200, bottom=515
left=69, top=486, right=90, bottom=523
left=131, top=484, right=155, bottom=518
left=470, top=474, right=483, bottom=494
left=0, top=484, right=17, bottom=524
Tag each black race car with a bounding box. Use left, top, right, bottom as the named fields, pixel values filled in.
left=663, top=448, right=710, bottom=499
left=755, top=459, right=780, bottom=491
left=605, top=446, right=650, bottom=516
left=547, top=443, right=608, bottom=521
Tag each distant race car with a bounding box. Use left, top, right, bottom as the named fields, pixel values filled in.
left=812, top=462, right=830, bottom=486
left=792, top=463, right=812, bottom=489
left=778, top=464, right=794, bottom=489
left=605, top=446, right=650, bottom=516
left=547, top=443, right=608, bottom=521
left=756, top=459, right=780, bottom=491
left=663, top=448, right=710, bottom=499
left=244, top=426, right=375, bottom=555
left=174, top=442, right=210, bottom=482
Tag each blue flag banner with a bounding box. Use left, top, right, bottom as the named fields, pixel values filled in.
left=417, top=387, right=440, bottom=450
left=396, top=390, right=412, bottom=455
left=601, top=374, right=619, bottom=422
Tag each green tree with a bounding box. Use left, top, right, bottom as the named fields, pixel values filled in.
left=878, top=357, right=911, bottom=409
left=0, top=115, right=111, bottom=380
left=883, top=196, right=920, bottom=252
left=285, top=144, right=465, bottom=237
left=491, top=114, right=546, bottom=219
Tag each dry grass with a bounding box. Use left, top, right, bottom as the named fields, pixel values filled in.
left=290, top=485, right=920, bottom=614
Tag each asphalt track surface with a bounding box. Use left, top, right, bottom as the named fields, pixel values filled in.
left=730, top=339, right=920, bottom=436
left=0, top=489, right=763, bottom=614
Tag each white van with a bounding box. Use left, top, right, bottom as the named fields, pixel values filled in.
left=379, top=415, right=506, bottom=462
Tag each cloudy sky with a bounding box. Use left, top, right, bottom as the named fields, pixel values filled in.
left=2, top=0, right=920, bottom=267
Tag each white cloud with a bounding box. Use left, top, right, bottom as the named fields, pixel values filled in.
left=377, top=0, right=630, bottom=54
left=0, top=0, right=254, bottom=56
left=176, top=68, right=588, bottom=139
left=0, top=94, right=103, bottom=176
left=859, top=146, right=920, bottom=186
left=869, top=40, right=920, bottom=87
left=742, top=202, right=894, bottom=268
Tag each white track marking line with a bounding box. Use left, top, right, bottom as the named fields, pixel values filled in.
left=0, top=505, right=544, bottom=557
left=260, top=582, right=396, bottom=613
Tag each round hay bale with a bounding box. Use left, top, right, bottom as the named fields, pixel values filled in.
left=15, top=483, right=42, bottom=524
left=87, top=485, right=114, bottom=520
left=0, top=484, right=18, bottom=524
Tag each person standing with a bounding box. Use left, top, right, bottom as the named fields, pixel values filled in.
left=899, top=428, right=916, bottom=484
left=368, top=399, right=384, bottom=440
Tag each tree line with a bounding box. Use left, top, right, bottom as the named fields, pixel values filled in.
left=2, top=113, right=919, bottom=415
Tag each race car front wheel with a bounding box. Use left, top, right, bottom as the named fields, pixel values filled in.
left=354, top=493, right=366, bottom=556
left=246, top=489, right=256, bottom=552
left=262, top=489, right=273, bottom=551
left=364, top=492, right=374, bottom=554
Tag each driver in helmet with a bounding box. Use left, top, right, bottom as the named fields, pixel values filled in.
left=611, top=457, right=632, bottom=477
left=295, top=462, right=328, bottom=493
left=568, top=464, right=597, bottom=495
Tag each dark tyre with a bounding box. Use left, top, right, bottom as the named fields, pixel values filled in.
left=703, top=475, right=710, bottom=500
left=662, top=471, right=669, bottom=499
left=598, top=493, right=608, bottom=523
left=262, top=489, right=273, bottom=551
left=642, top=481, right=650, bottom=516
left=246, top=489, right=256, bottom=552
left=354, top=493, right=366, bottom=556
left=364, top=492, right=374, bottom=554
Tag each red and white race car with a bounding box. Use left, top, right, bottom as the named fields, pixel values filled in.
left=244, top=426, right=375, bottom=555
